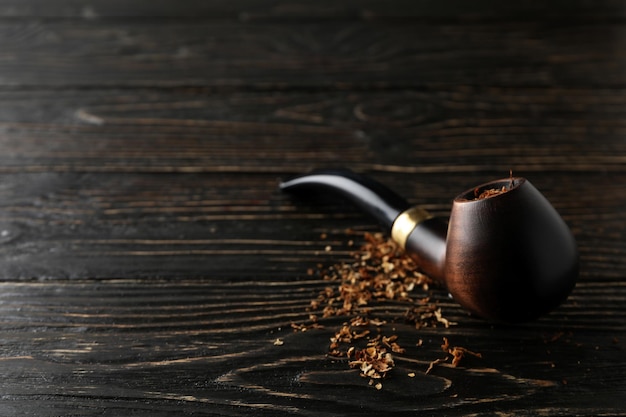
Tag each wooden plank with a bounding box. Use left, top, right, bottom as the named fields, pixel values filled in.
left=0, top=0, right=624, bottom=20
left=0, top=20, right=624, bottom=88
left=0, top=168, right=622, bottom=286
left=0, top=89, right=624, bottom=174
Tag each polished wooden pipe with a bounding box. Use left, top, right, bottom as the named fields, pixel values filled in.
left=280, top=170, right=578, bottom=323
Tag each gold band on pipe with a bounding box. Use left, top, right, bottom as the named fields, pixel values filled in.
left=391, top=206, right=433, bottom=249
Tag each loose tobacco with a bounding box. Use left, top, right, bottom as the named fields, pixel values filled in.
left=292, top=231, right=480, bottom=389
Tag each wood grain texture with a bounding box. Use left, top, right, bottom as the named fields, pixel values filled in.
left=0, top=20, right=624, bottom=88
left=0, top=1, right=624, bottom=415
left=0, top=89, right=624, bottom=173
left=0, top=0, right=624, bottom=20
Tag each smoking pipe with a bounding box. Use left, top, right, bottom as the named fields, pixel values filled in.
left=280, top=169, right=578, bottom=323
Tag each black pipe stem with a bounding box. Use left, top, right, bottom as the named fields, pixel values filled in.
left=279, top=170, right=411, bottom=229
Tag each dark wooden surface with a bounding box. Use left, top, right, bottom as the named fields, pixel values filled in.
left=0, top=1, right=624, bottom=415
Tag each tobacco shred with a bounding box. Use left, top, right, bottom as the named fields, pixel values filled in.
left=425, top=337, right=482, bottom=374
left=472, top=171, right=516, bottom=200
left=474, top=186, right=508, bottom=199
